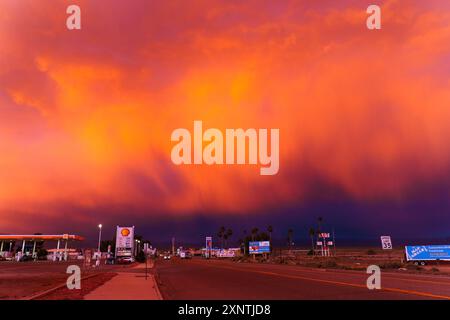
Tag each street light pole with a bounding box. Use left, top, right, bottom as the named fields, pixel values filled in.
left=134, top=239, right=138, bottom=256
left=97, top=224, right=103, bottom=256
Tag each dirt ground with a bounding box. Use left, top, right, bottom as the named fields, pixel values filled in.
left=233, top=247, right=450, bottom=275
left=37, top=273, right=117, bottom=300
left=0, top=261, right=125, bottom=300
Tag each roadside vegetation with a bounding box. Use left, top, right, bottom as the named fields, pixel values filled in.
left=231, top=251, right=448, bottom=275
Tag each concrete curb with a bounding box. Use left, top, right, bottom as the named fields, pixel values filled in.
left=151, top=274, right=163, bottom=300
left=148, top=260, right=163, bottom=300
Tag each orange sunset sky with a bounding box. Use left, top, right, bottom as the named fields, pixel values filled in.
left=0, top=0, right=449, bottom=241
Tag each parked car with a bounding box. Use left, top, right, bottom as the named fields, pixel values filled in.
left=116, top=256, right=134, bottom=264
left=180, top=251, right=192, bottom=259
left=163, top=254, right=171, bottom=260
left=19, top=255, right=34, bottom=262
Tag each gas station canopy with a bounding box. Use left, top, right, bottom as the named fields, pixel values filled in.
left=0, top=234, right=84, bottom=241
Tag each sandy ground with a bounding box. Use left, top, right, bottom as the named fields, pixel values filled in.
left=38, top=273, right=118, bottom=300
left=0, top=260, right=136, bottom=300
left=236, top=247, right=450, bottom=275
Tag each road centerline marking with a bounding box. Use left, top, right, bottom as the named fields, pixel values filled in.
left=191, top=261, right=450, bottom=300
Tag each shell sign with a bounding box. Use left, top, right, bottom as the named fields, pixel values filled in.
left=115, top=226, right=135, bottom=255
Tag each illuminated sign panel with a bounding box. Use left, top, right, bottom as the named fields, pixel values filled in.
left=405, top=245, right=450, bottom=261
left=115, top=226, right=135, bottom=257
left=249, top=241, right=270, bottom=254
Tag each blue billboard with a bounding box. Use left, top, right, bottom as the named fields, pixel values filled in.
left=249, top=241, right=270, bottom=254
left=405, top=245, right=450, bottom=261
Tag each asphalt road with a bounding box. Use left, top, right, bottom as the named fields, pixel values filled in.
left=155, top=258, right=450, bottom=300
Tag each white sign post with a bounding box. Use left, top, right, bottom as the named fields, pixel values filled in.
left=205, top=236, right=212, bottom=258
left=318, top=233, right=330, bottom=256
left=380, top=236, right=393, bottom=250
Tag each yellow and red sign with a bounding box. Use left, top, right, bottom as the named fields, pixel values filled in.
left=121, top=228, right=130, bottom=237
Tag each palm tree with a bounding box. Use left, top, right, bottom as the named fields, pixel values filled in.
left=225, top=228, right=233, bottom=247
left=242, top=229, right=248, bottom=255
left=267, top=225, right=273, bottom=243
left=218, top=226, right=226, bottom=248
left=287, top=229, right=294, bottom=252
left=317, top=217, right=323, bottom=233
left=237, top=238, right=244, bottom=253
left=223, top=233, right=228, bottom=248
left=251, top=227, right=259, bottom=241
left=308, top=227, right=315, bottom=255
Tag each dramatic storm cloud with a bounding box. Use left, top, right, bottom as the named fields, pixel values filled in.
left=0, top=0, right=449, bottom=241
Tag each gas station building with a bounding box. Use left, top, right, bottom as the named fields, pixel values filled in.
left=0, top=234, right=84, bottom=261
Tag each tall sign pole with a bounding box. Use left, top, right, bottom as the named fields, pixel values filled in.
left=97, top=224, right=103, bottom=256
left=332, top=228, right=336, bottom=257
left=321, top=235, right=324, bottom=257
left=206, top=236, right=212, bottom=259
left=380, top=236, right=393, bottom=260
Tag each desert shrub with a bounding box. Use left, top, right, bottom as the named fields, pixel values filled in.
left=380, top=262, right=403, bottom=269
left=318, top=260, right=338, bottom=268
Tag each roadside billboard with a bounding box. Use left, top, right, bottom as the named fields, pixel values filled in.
left=405, top=245, right=450, bottom=261
left=249, top=241, right=270, bottom=254
left=115, top=226, right=135, bottom=257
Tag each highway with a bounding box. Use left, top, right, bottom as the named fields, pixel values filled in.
left=155, top=258, right=450, bottom=300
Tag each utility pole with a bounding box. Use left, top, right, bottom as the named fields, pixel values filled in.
left=332, top=228, right=336, bottom=257
left=145, top=253, right=148, bottom=280
left=321, top=235, right=324, bottom=257
left=172, top=237, right=175, bottom=255
left=97, top=224, right=103, bottom=255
